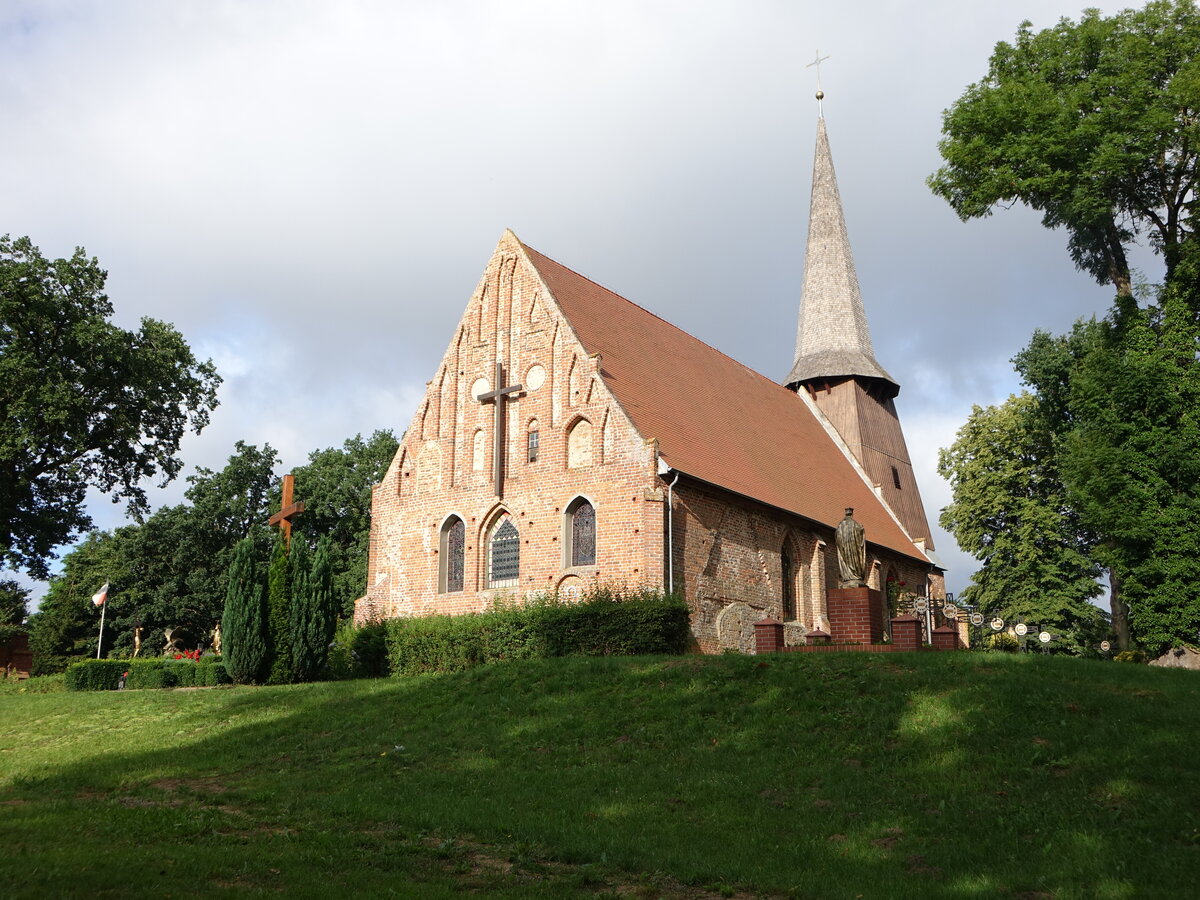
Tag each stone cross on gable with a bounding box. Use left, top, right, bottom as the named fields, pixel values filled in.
left=268, top=473, right=305, bottom=547
left=476, top=361, right=523, bottom=498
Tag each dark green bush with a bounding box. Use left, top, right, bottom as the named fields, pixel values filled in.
left=387, top=586, right=689, bottom=676
left=987, top=632, right=1021, bottom=653
left=1114, top=649, right=1148, bottom=664
left=65, top=659, right=126, bottom=691
left=68, top=657, right=231, bottom=690
left=325, top=620, right=390, bottom=679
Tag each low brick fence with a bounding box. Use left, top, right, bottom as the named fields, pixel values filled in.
left=754, top=616, right=963, bottom=655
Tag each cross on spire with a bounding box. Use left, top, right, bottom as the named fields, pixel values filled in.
left=476, top=361, right=523, bottom=497
left=807, top=50, right=830, bottom=115
left=268, top=473, right=305, bottom=547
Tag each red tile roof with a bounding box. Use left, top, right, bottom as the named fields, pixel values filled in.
left=521, top=241, right=929, bottom=564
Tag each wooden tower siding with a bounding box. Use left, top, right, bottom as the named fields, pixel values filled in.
left=806, top=378, right=933, bottom=549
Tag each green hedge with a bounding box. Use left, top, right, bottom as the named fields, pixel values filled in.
left=386, top=587, right=690, bottom=676
left=66, top=657, right=230, bottom=691
left=325, top=619, right=389, bottom=680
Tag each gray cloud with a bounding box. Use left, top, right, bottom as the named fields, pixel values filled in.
left=3, top=1, right=1149, bottom=601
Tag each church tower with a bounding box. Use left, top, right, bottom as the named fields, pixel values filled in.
left=784, top=103, right=935, bottom=552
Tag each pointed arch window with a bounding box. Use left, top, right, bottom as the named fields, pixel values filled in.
left=488, top=517, right=520, bottom=588
left=781, top=545, right=796, bottom=620
left=439, top=516, right=466, bottom=593
left=566, top=497, right=596, bottom=567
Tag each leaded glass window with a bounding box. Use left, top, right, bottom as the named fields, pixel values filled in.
left=570, top=500, right=596, bottom=567
left=489, top=518, right=520, bottom=587
left=443, top=517, right=465, bottom=593
left=781, top=546, right=795, bottom=620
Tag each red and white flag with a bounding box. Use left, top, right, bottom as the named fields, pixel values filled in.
left=92, top=583, right=109, bottom=607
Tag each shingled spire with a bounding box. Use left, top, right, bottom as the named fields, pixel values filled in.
left=785, top=116, right=898, bottom=397
left=783, top=101, right=936, bottom=553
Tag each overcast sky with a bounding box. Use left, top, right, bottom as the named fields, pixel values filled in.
left=4, top=1, right=1153, bottom=602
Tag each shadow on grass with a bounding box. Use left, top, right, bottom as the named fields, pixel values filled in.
left=2, top=652, right=1199, bottom=898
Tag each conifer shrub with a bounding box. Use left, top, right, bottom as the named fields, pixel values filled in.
left=222, top=537, right=268, bottom=684
left=386, top=586, right=689, bottom=676
left=265, top=533, right=292, bottom=684
left=290, top=536, right=338, bottom=682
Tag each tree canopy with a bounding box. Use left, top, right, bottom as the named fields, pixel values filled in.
left=938, top=393, right=1107, bottom=653
left=933, top=1, right=1200, bottom=653
left=0, top=235, right=220, bottom=578
left=929, top=0, right=1200, bottom=296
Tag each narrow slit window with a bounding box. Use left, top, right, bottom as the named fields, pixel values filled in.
left=527, top=427, right=539, bottom=463
left=440, top=516, right=465, bottom=593
left=781, top=546, right=795, bottom=620
left=891, top=466, right=902, bottom=490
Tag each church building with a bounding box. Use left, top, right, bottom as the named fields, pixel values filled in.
left=357, top=111, right=944, bottom=652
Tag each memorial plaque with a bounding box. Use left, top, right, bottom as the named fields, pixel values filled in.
left=1100, top=640, right=1111, bottom=652
left=990, top=617, right=1004, bottom=631
left=970, top=612, right=985, bottom=627
left=943, top=603, right=958, bottom=617
left=915, top=598, right=928, bottom=612
left=1015, top=623, right=1028, bottom=636
left=1039, top=631, right=1051, bottom=644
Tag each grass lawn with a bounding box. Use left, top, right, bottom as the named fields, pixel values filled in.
left=2, top=651, right=1198, bottom=898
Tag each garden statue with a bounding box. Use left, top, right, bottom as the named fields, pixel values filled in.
left=212, top=621, right=222, bottom=656
left=162, top=627, right=183, bottom=656
left=132, top=624, right=143, bottom=659
left=835, top=507, right=866, bottom=588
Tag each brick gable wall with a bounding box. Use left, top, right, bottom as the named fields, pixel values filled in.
left=359, top=235, right=664, bottom=621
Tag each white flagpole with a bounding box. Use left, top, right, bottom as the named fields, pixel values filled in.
left=96, top=602, right=106, bottom=659
left=92, top=581, right=110, bottom=659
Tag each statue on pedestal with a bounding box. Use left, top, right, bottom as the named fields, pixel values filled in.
left=835, top=507, right=866, bottom=588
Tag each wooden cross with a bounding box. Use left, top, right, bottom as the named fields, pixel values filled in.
left=268, top=473, right=305, bottom=547
left=476, top=361, right=523, bottom=497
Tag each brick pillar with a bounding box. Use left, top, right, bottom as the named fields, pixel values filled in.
left=826, top=587, right=884, bottom=643
left=806, top=628, right=831, bottom=645
left=890, top=616, right=922, bottom=651
left=931, top=624, right=961, bottom=651
left=754, top=618, right=784, bottom=654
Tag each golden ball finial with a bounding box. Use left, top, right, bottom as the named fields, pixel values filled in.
left=815, top=89, right=825, bottom=101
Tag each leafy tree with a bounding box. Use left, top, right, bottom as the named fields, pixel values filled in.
left=265, top=532, right=291, bottom=684
left=939, top=394, right=1107, bottom=653
left=929, top=1, right=1200, bottom=298
left=221, top=538, right=267, bottom=684
left=0, top=578, right=28, bottom=626
left=933, top=1, right=1200, bottom=653
left=1053, top=294, right=1200, bottom=652
left=0, top=577, right=30, bottom=646
left=0, top=235, right=221, bottom=578
left=52, top=442, right=280, bottom=662
left=27, top=530, right=119, bottom=673
left=293, top=430, right=398, bottom=618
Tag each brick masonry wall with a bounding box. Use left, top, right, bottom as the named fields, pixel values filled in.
left=360, top=235, right=664, bottom=622
left=672, top=479, right=935, bottom=653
